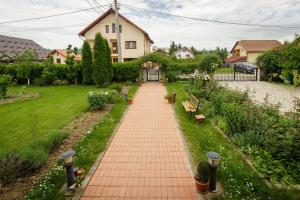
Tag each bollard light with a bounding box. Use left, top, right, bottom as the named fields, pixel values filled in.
left=207, top=151, right=221, bottom=193
left=61, top=150, right=76, bottom=190
left=208, top=152, right=221, bottom=166
left=173, top=90, right=176, bottom=103
left=124, top=90, right=128, bottom=103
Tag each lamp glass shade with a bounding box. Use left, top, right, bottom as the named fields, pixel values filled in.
left=207, top=152, right=221, bottom=166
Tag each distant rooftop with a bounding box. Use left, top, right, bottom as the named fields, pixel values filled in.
left=0, top=34, right=50, bottom=61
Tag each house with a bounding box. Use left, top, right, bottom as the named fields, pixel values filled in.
left=78, top=8, right=153, bottom=63
left=48, top=49, right=82, bottom=64
left=226, top=40, right=281, bottom=64
left=174, top=47, right=194, bottom=59
left=152, top=46, right=169, bottom=54
left=0, top=34, right=49, bottom=63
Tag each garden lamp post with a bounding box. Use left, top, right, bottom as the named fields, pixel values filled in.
left=173, top=90, right=176, bottom=103
left=207, top=151, right=221, bottom=192
left=124, top=90, right=128, bottom=103
left=61, top=150, right=76, bottom=190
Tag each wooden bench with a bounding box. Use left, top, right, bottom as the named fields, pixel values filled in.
left=182, top=95, right=200, bottom=119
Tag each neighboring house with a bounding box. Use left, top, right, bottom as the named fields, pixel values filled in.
left=174, top=47, right=194, bottom=59
left=226, top=40, right=281, bottom=64
left=152, top=46, right=169, bottom=54
left=153, top=48, right=168, bottom=54
left=78, top=8, right=153, bottom=63
left=0, top=34, right=49, bottom=63
left=48, top=49, right=82, bottom=64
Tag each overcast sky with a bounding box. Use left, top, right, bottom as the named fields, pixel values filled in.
left=0, top=0, right=299, bottom=50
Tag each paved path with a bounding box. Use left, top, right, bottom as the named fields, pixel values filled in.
left=81, top=83, right=198, bottom=200
left=220, top=81, right=300, bottom=113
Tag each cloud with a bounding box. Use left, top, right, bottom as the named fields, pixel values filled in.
left=0, top=0, right=299, bottom=50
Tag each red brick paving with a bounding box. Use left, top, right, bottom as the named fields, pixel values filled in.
left=81, top=83, right=198, bottom=199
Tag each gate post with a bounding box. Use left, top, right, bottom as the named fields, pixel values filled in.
left=256, top=68, right=260, bottom=81
left=233, top=64, right=236, bottom=81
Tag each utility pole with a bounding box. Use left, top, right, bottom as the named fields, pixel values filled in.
left=114, top=0, right=122, bottom=62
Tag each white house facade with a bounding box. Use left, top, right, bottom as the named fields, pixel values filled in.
left=174, top=47, right=194, bottom=59
left=79, top=8, right=153, bottom=63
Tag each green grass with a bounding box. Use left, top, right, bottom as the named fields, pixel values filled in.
left=167, top=82, right=300, bottom=200
left=23, top=85, right=138, bottom=200
left=0, top=85, right=98, bottom=157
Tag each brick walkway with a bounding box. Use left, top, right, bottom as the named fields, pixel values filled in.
left=81, top=83, right=198, bottom=200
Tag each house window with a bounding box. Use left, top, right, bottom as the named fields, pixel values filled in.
left=112, top=24, right=122, bottom=33
left=125, top=41, right=136, bottom=49
left=56, top=58, right=61, bottom=64
left=112, top=23, right=115, bottom=33
left=186, top=54, right=190, bottom=58
left=112, top=57, right=118, bottom=63
left=105, top=25, right=109, bottom=33
left=178, top=55, right=181, bottom=58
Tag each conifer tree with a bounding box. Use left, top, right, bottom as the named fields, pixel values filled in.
left=82, top=40, right=94, bottom=84
left=93, top=33, right=109, bottom=86
left=104, top=39, right=113, bottom=82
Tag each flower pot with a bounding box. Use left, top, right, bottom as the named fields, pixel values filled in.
left=128, top=99, right=133, bottom=104
left=167, top=97, right=173, bottom=104
left=194, top=177, right=209, bottom=193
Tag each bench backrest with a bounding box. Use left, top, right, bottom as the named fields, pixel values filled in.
left=189, top=95, right=200, bottom=109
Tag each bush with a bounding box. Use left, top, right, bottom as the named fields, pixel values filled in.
left=187, top=80, right=300, bottom=185
left=87, top=91, right=109, bottom=111
left=53, top=79, right=69, bottom=86
left=112, top=61, right=140, bottom=82
left=108, top=83, right=123, bottom=93
left=0, top=74, right=12, bottom=99
left=107, top=90, right=123, bottom=103
left=0, top=131, right=67, bottom=185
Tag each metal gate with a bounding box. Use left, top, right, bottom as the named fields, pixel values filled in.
left=213, top=67, right=258, bottom=81
left=147, top=69, right=159, bottom=81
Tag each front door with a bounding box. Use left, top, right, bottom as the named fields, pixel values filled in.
left=147, top=69, right=159, bottom=81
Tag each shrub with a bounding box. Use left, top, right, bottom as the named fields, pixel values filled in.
left=0, top=74, right=12, bottom=99
left=0, top=154, right=35, bottom=185
left=53, top=79, right=69, bottom=86
left=87, top=91, right=109, bottom=111
left=108, top=90, right=123, bottom=104
left=108, top=83, right=123, bottom=93
left=112, top=61, right=139, bottom=82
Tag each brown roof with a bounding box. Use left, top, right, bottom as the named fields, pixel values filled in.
left=0, top=34, right=50, bottom=60
left=48, top=49, right=82, bottom=61
left=78, top=8, right=153, bottom=43
left=231, top=40, right=281, bottom=53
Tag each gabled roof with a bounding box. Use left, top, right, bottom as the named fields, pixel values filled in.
left=48, top=49, right=82, bottom=61
left=78, top=8, right=153, bottom=43
left=174, top=47, right=194, bottom=55
left=0, top=34, right=49, bottom=60
left=231, top=40, right=281, bottom=53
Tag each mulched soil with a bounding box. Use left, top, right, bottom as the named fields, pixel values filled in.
left=0, top=93, right=39, bottom=105
left=0, top=105, right=112, bottom=200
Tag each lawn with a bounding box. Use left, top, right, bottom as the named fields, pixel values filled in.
left=0, top=85, right=96, bottom=156
left=167, top=82, right=300, bottom=200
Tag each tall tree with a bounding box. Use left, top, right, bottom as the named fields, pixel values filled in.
left=82, top=40, right=94, bottom=84
left=104, top=39, right=113, bottom=82
left=93, top=33, right=109, bottom=86
left=169, top=41, right=177, bottom=55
